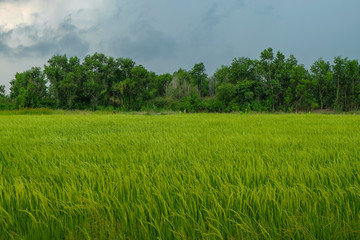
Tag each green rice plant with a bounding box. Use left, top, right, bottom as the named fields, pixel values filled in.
left=0, top=113, right=359, bottom=239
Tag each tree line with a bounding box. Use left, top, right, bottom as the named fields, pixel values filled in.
left=1, top=48, right=360, bottom=112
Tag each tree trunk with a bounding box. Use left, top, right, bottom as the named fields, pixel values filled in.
left=336, top=75, right=340, bottom=107
left=319, top=85, right=323, bottom=109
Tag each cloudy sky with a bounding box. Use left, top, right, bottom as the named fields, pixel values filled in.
left=1, top=0, right=359, bottom=92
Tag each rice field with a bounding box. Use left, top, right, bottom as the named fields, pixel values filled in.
left=0, top=113, right=360, bottom=239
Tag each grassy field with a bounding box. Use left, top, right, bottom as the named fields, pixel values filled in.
left=0, top=113, right=360, bottom=239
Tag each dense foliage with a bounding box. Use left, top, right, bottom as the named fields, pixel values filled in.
left=1, top=114, right=360, bottom=239
left=3, top=48, right=360, bottom=112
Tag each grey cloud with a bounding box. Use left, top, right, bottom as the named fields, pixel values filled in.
left=186, top=2, right=239, bottom=49
left=13, top=41, right=54, bottom=57
left=1, top=0, right=360, bottom=90
left=58, top=33, right=89, bottom=56
left=0, top=0, right=28, bottom=2
left=203, top=3, right=225, bottom=28
left=201, top=2, right=240, bottom=30
left=198, top=1, right=245, bottom=33
left=108, top=21, right=177, bottom=60
left=253, top=4, right=275, bottom=15
left=0, top=28, right=12, bottom=54
left=0, top=16, right=89, bottom=58
left=0, top=27, right=13, bottom=40
left=58, top=16, right=77, bottom=32
left=0, top=41, right=10, bottom=54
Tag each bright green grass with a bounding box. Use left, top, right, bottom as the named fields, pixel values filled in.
left=0, top=113, right=360, bottom=239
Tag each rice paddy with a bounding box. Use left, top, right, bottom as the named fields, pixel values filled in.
left=0, top=113, right=359, bottom=239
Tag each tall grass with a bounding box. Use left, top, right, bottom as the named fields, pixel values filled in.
left=0, top=108, right=55, bottom=115
left=0, top=114, right=359, bottom=239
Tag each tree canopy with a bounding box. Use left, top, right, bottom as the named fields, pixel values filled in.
left=4, top=49, right=360, bottom=112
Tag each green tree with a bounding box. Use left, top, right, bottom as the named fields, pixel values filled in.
left=273, top=51, right=288, bottom=109
left=310, top=58, right=334, bottom=109
left=166, top=69, right=196, bottom=99
left=285, top=65, right=314, bottom=111
left=0, top=85, right=12, bottom=110
left=82, top=53, right=118, bottom=110
left=260, top=48, right=276, bottom=110
left=190, top=63, right=209, bottom=97
left=44, top=55, right=70, bottom=106
left=112, top=78, right=134, bottom=109
left=229, top=57, right=256, bottom=84
left=154, top=73, right=172, bottom=97
left=10, top=67, right=47, bottom=108
left=130, top=65, right=149, bottom=108
left=216, top=82, right=236, bottom=107
left=111, top=58, right=136, bottom=108
left=112, top=62, right=150, bottom=110
left=332, top=56, right=347, bottom=110
left=234, top=80, right=254, bottom=111
left=44, top=55, right=84, bottom=108
left=214, top=65, right=230, bottom=84
left=0, top=85, right=5, bottom=97
left=117, top=58, right=136, bottom=80
left=345, top=59, right=359, bottom=111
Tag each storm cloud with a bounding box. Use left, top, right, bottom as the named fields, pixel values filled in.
left=108, top=20, right=177, bottom=60
left=0, top=16, right=89, bottom=58
left=1, top=0, right=360, bottom=92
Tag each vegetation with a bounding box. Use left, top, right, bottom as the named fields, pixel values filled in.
left=0, top=113, right=359, bottom=239
left=2, top=48, right=360, bottom=112
left=0, top=85, right=12, bottom=110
